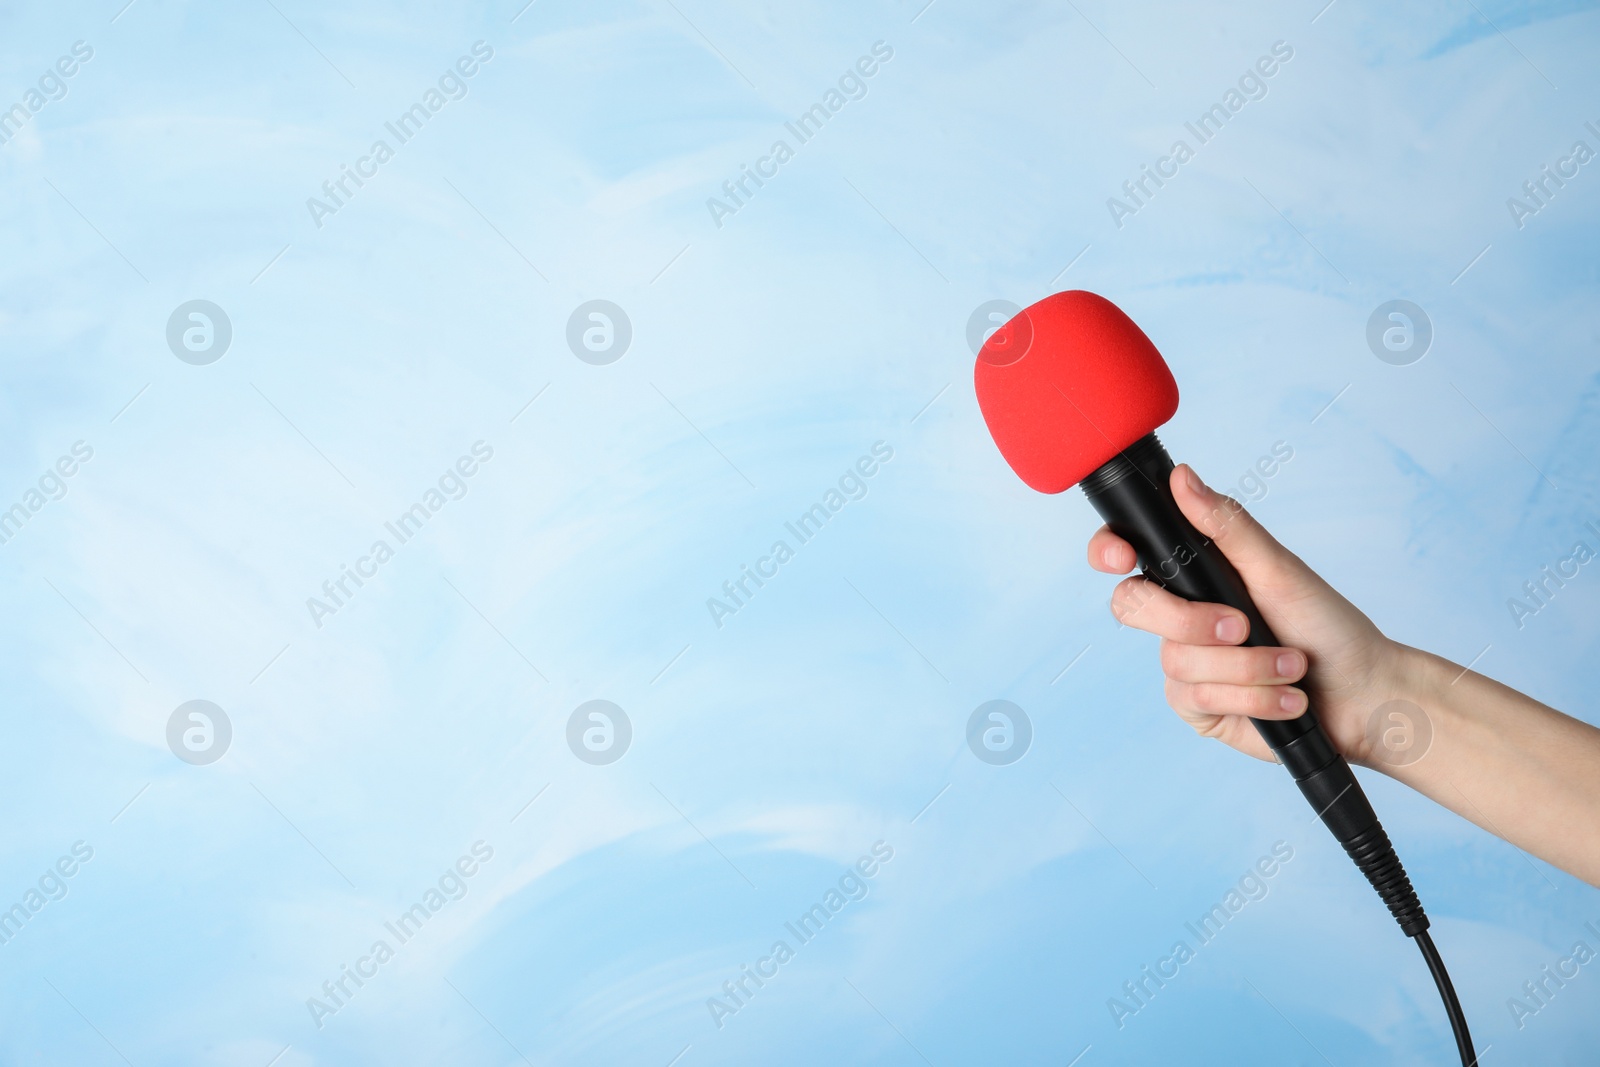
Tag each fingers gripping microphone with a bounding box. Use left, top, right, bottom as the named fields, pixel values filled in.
left=974, top=291, right=1475, bottom=1065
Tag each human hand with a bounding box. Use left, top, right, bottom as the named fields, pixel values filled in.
left=1089, top=464, right=1406, bottom=767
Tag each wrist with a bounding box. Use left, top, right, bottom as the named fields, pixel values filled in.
left=1359, top=640, right=1462, bottom=787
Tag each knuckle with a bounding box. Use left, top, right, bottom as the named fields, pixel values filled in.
left=1208, top=495, right=1252, bottom=540
left=1255, top=648, right=1286, bottom=681
left=1183, top=601, right=1222, bottom=641
left=1245, top=686, right=1277, bottom=715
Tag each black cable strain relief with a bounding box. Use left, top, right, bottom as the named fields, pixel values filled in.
left=1342, top=824, right=1430, bottom=937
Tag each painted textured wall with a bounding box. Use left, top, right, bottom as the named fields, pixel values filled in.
left=1, top=1, right=1597, bottom=1063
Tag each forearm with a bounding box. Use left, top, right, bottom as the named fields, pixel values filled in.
left=1373, top=643, right=1600, bottom=887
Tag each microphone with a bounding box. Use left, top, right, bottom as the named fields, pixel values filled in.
left=973, top=290, right=1475, bottom=1065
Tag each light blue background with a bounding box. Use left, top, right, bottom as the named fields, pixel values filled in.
left=2, top=1, right=1598, bottom=1063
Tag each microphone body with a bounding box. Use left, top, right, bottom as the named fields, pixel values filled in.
left=1082, top=432, right=1428, bottom=935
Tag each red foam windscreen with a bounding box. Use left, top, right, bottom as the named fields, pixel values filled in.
left=974, top=291, right=1179, bottom=494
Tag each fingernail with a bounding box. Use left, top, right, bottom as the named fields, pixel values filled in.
left=1280, top=690, right=1306, bottom=713
left=1184, top=466, right=1204, bottom=495
left=1215, top=616, right=1246, bottom=642
left=1275, top=653, right=1300, bottom=678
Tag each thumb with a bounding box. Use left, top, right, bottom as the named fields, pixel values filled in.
left=1170, top=464, right=1303, bottom=590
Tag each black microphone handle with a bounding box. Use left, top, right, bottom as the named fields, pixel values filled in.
left=1081, top=432, right=1429, bottom=937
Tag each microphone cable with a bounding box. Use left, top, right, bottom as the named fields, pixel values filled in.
left=1416, top=928, right=1476, bottom=1065
left=1289, top=753, right=1477, bottom=1065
